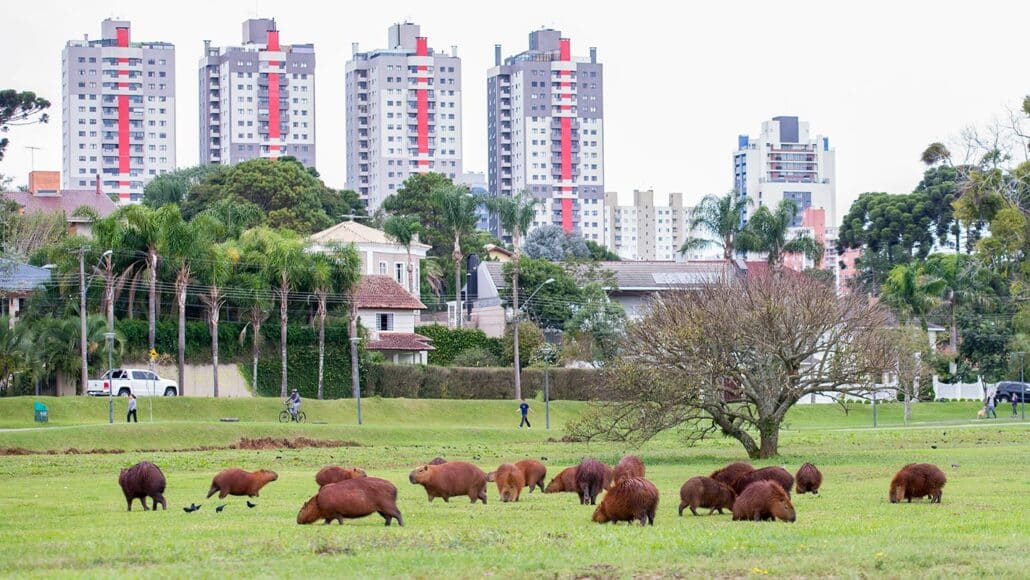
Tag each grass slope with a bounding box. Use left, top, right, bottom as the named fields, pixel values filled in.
left=0, top=397, right=1026, bottom=578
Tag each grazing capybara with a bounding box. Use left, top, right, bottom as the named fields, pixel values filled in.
left=592, top=477, right=659, bottom=526
left=515, top=459, right=547, bottom=493
left=889, top=463, right=947, bottom=504
left=315, top=466, right=367, bottom=488
left=678, top=476, right=737, bottom=516
left=732, top=466, right=795, bottom=497
left=297, top=477, right=402, bottom=526
left=795, top=463, right=823, bottom=495
left=118, top=461, right=167, bottom=511
left=429, top=457, right=448, bottom=465
left=409, top=461, right=488, bottom=504
left=494, top=463, right=526, bottom=502
left=207, top=468, right=278, bottom=499
left=732, top=480, right=796, bottom=522
left=545, top=466, right=580, bottom=494
left=613, top=455, right=645, bottom=483
left=710, top=461, right=754, bottom=487
left=576, top=459, right=609, bottom=505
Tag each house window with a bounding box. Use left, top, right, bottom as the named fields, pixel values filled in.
left=377, top=313, right=394, bottom=331
left=395, top=263, right=404, bottom=285
left=379, top=261, right=387, bottom=275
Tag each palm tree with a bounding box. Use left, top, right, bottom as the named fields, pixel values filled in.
left=235, top=270, right=270, bottom=396
left=120, top=205, right=164, bottom=353
left=487, top=191, right=541, bottom=400
left=36, top=316, right=114, bottom=395
left=679, top=191, right=749, bottom=259
left=738, top=199, right=822, bottom=271
left=198, top=241, right=238, bottom=398
left=434, top=186, right=480, bottom=329
left=309, top=243, right=361, bottom=400
left=383, top=215, right=422, bottom=296
left=421, top=257, right=445, bottom=306
left=88, top=214, right=123, bottom=333
left=254, top=229, right=309, bottom=398
left=0, top=318, right=30, bottom=393
left=880, top=263, right=946, bottom=332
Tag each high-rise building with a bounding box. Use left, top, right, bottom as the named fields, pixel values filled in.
left=62, top=19, right=176, bottom=203
left=459, top=171, right=496, bottom=234
left=488, top=29, right=604, bottom=241
left=345, top=23, right=463, bottom=211
left=733, top=116, right=836, bottom=226
left=603, top=190, right=698, bottom=261
left=199, top=19, right=316, bottom=167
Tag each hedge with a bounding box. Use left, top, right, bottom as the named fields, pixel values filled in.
left=363, top=364, right=599, bottom=400
left=416, top=324, right=505, bottom=366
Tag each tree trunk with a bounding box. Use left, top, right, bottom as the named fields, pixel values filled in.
left=512, top=237, right=521, bottom=400
left=453, top=236, right=462, bottom=329
left=279, top=284, right=289, bottom=399
left=210, top=291, right=220, bottom=398
left=406, top=247, right=414, bottom=296
left=127, top=272, right=138, bottom=320
left=252, top=317, right=261, bottom=396
left=757, top=421, right=780, bottom=458
left=148, top=251, right=157, bottom=352
left=317, top=294, right=326, bottom=400
left=903, top=388, right=912, bottom=423
left=104, top=257, right=114, bottom=334
left=176, top=270, right=188, bottom=398
left=350, top=306, right=360, bottom=402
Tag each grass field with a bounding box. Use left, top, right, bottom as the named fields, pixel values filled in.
left=0, top=396, right=1026, bottom=578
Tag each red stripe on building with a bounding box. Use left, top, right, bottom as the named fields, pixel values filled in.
left=266, top=30, right=281, bottom=158
left=559, top=38, right=570, bottom=61
left=558, top=38, right=574, bottom=230
left=116, top=27, right=130, bottom=199
left=561, top=198, right=573, bottom=231
left=415, top=37, right=429, bottom=170
left=267, top=30, right=280, bottom=51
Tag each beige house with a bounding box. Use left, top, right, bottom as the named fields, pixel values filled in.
left=355, top=275, right=434, bottom=365
left=309, top=220, right=430, bottom=295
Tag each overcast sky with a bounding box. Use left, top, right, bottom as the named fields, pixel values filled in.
left=2, top=0, right=1027, bottom=224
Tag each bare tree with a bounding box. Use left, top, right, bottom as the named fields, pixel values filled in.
left=568, top=272, right=897, bottom=458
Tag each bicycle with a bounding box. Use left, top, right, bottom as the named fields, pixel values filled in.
left=278, top=404, right=306, bottom=423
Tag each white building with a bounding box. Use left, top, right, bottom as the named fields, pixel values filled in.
left=355, top=275, right=433, bottom=365
left=733, top=116, right=837, bottom=226
left=603, top=190, right=699, bottom=261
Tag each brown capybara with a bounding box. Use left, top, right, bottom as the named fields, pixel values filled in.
left=429, top=457, right=448, bottom=465
left=409, top=461, right=488, bottom=504
left=710, top=461, right=754, bottom=487
left=592, top=477, right=659, bottom=526
left=545, top=466, right=580, bottom=494
left=678, top=476, right=737, bottom=516
left=485, top=471, right=496, bottom=482
left=494, top=463, right=526, bottom=502
left=732, top=466, right=795, bottom=497
left=315, top=466, right=367, bottom=488
left=515, top=459, right=547, bottom=493
left=576, top=459, right=609, bottom=505
left=612, top=455, right=645, bottom=483
left=889, top=463, right=947, bottom=504
left=732, top=480, right=796, bottom=522
left=297, top=477, right=403, bottom=526
left=795, top=463, right=823, bottom=495
left=207, top=468, right=278, bottom=499
left=118, top=461, right=167, bottom=511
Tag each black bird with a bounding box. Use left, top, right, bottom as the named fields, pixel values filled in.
left=931, top=445, right=938, bottom=449
left=246, top=501, right=257, bottom=508
left=216, top=504, right=227, bottom=513
left=183, top=503, right=200, bottom=513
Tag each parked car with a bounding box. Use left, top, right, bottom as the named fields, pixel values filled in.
left=995, top=381, right=1029, bottom=403
left=86, top=369, right=178, bottom=397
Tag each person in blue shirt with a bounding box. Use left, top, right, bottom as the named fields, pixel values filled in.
left=518, top=400, right=531, bottom=428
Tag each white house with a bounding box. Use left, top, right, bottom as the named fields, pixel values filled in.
left=309, top=220, right=429, bottom=296
left=355, top=275, right=434, bottom=365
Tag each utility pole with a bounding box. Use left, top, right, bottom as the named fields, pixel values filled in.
left=77, top=247, right=90, bottom=396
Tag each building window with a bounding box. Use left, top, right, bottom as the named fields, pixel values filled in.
left=376, top=313, right=394, bottom=331
left=379, top=261, right=387, bottom=275
left=395, top=263, right=404, bottom=285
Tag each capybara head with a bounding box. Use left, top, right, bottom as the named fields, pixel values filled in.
left=296, top=495, right=321, bottom=524
left=486, top=471, right=496, bottom=482
left=591, top=503, right=610, bottom=523
left=770, top=487, right=796, bottom=522
left=409, top=465, right=432, bottom=485
left=257, top=469, right=279, bottom=482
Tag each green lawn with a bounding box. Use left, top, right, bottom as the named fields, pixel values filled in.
left=0, top=397, right=1026, bottom=578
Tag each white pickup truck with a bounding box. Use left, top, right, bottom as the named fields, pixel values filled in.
left=86, top=368, right=179, bottom=397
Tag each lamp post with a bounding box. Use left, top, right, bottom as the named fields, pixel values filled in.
left=105, top=332, right=115, bottom=424
left=350, top=336, right=362, bottom=425
left=513, top=278, right=554, bottom=401
left=1016, top=351, right=1026, bottom=421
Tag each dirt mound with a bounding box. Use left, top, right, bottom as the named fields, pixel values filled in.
left=233, top=437, right=361, bottom=450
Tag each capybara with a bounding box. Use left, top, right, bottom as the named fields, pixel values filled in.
left=732, top=480, right=796, bottom=522
left=515, top=459, right=547, bottom=493
left=889, top=463, right=947, bottom=504
left=576, top=459, right=609, bottom=505
left=732, top=466, right=795, bottom=497
left=494, top=463, right=526, bottom=502
left=678, top=476, right=737, bottom=516
left=315, top=466, right=367, bottom=488
left=612, top=455, right=645, bottom=483
left=207, top=468, right=278, bottom=499
left=429, top=457, right=448, bottom=465
left=485, top=471, right=496, bottom=482
left=118, top=461, right=167, bottom=511
left=545, top=466, right=580, bottom=494
left=710, top=461, right=754, bottom=487
left=795, top=463, right=823, bottom=495
left=592, top=477, right=659, bottom=526
left=297, top=477, right=402, bottom=526
left=409, top=461, right=488, bottom=504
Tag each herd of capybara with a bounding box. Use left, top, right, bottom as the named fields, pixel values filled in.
left=116, top=455, right=948, bottom=527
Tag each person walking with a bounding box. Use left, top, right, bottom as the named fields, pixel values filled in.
left=985, top=394, right=997, bottom=419
left=126, top=394, right=138, bottom=423
left=518, top=399, right=531, bottom=428
left=1012, top=394, right=1020, bottom=418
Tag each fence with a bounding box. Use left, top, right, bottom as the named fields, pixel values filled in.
left=932, top=376, right=989, bottom=401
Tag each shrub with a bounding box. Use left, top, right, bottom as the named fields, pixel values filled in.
left=362, top=364, right=599, bottom=400
left=451, top=347, right=503, bottom=368
left=416, top=324, right=504, bottom=365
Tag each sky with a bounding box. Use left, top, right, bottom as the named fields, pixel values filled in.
left=1, top=0, right=1028, bottom=225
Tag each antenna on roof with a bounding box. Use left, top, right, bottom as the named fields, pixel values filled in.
left=25, top=146, right=41, bottom=172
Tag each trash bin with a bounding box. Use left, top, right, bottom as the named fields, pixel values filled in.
left=33, top=401, right=48, bottom=423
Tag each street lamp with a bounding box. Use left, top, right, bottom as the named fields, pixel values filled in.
left=513, top=278, right=554, bottom=401
left=105, top=332, right=116, bottom=424
left=350, top=336, right=362, bottom=425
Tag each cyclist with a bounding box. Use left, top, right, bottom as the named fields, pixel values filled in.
left=286, top=389, right=301, bottom=421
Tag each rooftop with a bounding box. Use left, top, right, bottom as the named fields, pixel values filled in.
left=356, top=275, right=426, bottom=310
left=0, top=261, right=53, bottom=295
left=366, top=332, right=435, bottom=352
left=2, top=189, right=117, bottom=222
left=310, top=220, right=430, bottom=250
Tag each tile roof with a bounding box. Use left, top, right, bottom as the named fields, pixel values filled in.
left=355, top=275, right=426, bottom=310
left=0, top=261, right=53, bottom=294
left=310, top=220, right=430, bottom=250
left=367, top=332, right=435, bottom=352
left=482, top=260, right=736, bottom=292
left=2, top=190, right=117, bottom=221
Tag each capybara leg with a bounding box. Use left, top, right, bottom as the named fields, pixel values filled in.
left=678, top=502, right=685, bottom=516
left=649, top=510, right=656, bottom=526
left=538, top=482, right=545, bottom=493
left=219, top=490, right=229, bottom=500
left=154, top=494, right=167, bottom=510
left=141, top=496, right=150, bottom=511
left=637, top=512, right=648, bottom=526
left=337, top=517, right=345, bottom=525
left=206, top=485, right=218, bottom=499
left=126, top=497, right=133, bottom=512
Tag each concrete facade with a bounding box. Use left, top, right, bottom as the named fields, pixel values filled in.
left=345, top=23, right=463, bottom=212
left=488, top=29, right=604, bottom=242
left=62, top=19, right=176, bottom=203
left=199, top=19, right=316, bottom=167
left=603, top=190, right=698, bottom=261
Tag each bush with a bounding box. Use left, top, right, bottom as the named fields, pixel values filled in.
left=451, top=347, right=503, bottom=368
left=363, top=364, right=599, bottom=400
left=416, top=324, right=504, bottom=365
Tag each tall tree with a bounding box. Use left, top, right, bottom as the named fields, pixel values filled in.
left=142, top=164, right=224, bottom=209
left=198, top=241, right=238, bottom=398
left=235, top=270, right=270, bottom=397
left=880, top=263, right=946, bottom=332
left=383, top=215, right=422, bottom=295
left=381, top=172, right=454, bottom=254
left=36, top=316, right=112, bottom=395
left=679, top=191, right=749, bottom=259
left=259, top=229, right=309, bottom=398
left=120, top=205, right=164, bottom=354
left=309, top=243, right=361, bottom=399
left=487, top=191, right=541, bottom=399
left=738, top=199, right=822, bottom=271
left=158, top=206, right=207, bottom=395
left=0, top=90, right=50, bottom=160
left=434, top=186, right=479, bottom=329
